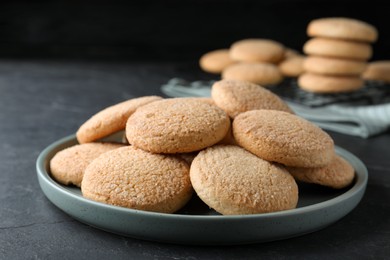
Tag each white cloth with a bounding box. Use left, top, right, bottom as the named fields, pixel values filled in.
left=161, top=78, right=390, bottom=138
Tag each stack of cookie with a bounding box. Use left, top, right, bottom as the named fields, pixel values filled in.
left=199, top=38, right=305, bottom=85
left=50, top=80, right=355, bottom=215
left=299, top=17, right=378, bottom=93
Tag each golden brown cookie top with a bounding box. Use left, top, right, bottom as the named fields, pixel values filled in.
left=307, top=17, right=378, bottom=43
left=287, top=154, right=355, bottom=189
left=229, top=39, right=285, bottom=63
left=126, top=98, right=230, bottom=153
left=233, top=109, right=335, bottom=167
left=362, top=61, right=390, bottom=83
left=278, top=56, right=305, bottom=77
left=81, top=146, right=193, bottom=213
left=190, top=145, right=298, bottom=215
left=303, top=56, right=367, bottom=76
left=199, top=49, right=236, bottom=74
left=298, top=73, right=363, bottom=93
left=211, top=79, right=293, bottom=118
left=222, top=62, right=283, bottom=86
left=76, top=96, right=162, bottom=143
left=50, top=142, right=125, bottom=187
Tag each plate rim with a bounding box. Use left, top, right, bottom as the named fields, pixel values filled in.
left=36, top=134, right=368, bottom=221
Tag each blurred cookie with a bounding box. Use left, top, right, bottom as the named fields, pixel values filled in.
left=278, top=56, right=305, bottom=77
left=82, top=146, right=193, bottom=213
left=233, top=110, right=334, bottom=167
left=304, top=56, right=367, bottom=76
left=229, top=39, right=285, bottom=64
left=190, top=145, right=298, bottom=215
left=199, top=49, right=236, bottom=74
left=284, top=48, right=301, bottom=59
left=287, top=154, right=355, bottom=189
left=307, top=17, right=378, bottom=43
left=126, top=98, right=230, bottom=153
left=298, top=73, right=363, bottom=93
left=303, top=38, right=372, bottom=60
left=362, top=61, right=390, bottom=83
left=222, top=62, right=283, bottom=86
left=211, top=79, right=292, bottom=118
left=50, top=142, right=124, bottom=187
left=76, top=96, right=162, bottom=143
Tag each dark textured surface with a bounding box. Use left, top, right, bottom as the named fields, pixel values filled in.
left=1, top=60, right=390, bottom=259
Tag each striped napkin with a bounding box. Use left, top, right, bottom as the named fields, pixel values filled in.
left=161, top=78, right=390, bottom=138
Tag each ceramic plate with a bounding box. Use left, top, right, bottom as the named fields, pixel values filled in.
left=36, top=135, right=368, bottom=245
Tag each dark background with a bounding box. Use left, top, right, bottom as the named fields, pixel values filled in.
left=0, top=0, right=388, bottom=61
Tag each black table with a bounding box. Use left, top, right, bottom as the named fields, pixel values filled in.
left=1, top=60, right=389, bottom=259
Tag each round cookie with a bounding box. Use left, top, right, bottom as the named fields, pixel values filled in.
left=278, top=56, right=305, bottom=77
left=307, top=17, right=378, bottom=43
left=362, top=61, right=390, bottom=83
left=199, top=49, right=236, bottom=74
left=126, top=98, right=230, bottom=153
left=222, top=62, right=283, bottom=86
left=76, top=96, right=162, bottom=144
left=284, top=48, right=301, bottom=59
left=233, top=110, right=335, bottom=168
left=50, top=142, right=124, bottom=187
left=303, top=38, right=372, bottom=60
left=298, top=73, right=363, bottom=93
left=229, top=39, right=285, bottom=64
left=303, top=56, right=367, bottom=76
left=287, top=154, right=355, bottom=189
left=81, top=146, right=193, bottom=213
left=211, top=79, right=293, bottom=118
left=190, top=145, right=298, bottom=215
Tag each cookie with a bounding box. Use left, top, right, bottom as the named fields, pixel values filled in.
left=303, top=38, right=372, bottom=60
left=190, top=145, right=298, bottom=215
left=229, top=39, right=285, bottom=64
left=222, top=62, right=283, bottom=86
left=287, top=154, right=355, bottom=189
left=233, top=110, right=334, bottom=167
left=126, top=98, right=230, bottom=153
left=307, top=17, right=378, bottom=43
left=303, top=56, right=367, bottom=76
left=298, top=73, right=363, bottom=93
left=362, top=61, right=390, bottom=83
left=76, top=96, right=162, bottom=144
left=211, top=79, right=293, bottom=118
left=81, top=146, right=193, bottom=213
left=284, top=48, right=301, bottom=59
left=50, top=142, right=124, bottom=187
left=278, top=56, right=305, bottom=77
left=199, top=49, right=236, bottom=74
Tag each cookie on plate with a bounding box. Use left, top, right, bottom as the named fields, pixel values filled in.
left=81, top=146, right=193, bottom=213
left=286, top=154, right=355, bottom=189
left=233, top=110, right=335, bottom=167
left=190, top=145, right=298, bottom=215
left=199, top=49, right=236, bottom=74
left=76, top=96, right=162, bottom=144
left=303, top=56, right=367, bottom=76
left=222, top=62, right=283, bottom=86
left=229, top=39, right=285, bottom=64
left=211, top=79, right=293, bottom=118
left=126, top=98, right=230, bottom=153
left=303, top=38, right=372, bottom=60
left=307, top=17, right=378, bottom=43
left=298, top=73, right=363, bottom=93
left=362, top=61, right=390, bottom=83
left=50, top=142, right=125, bottom=187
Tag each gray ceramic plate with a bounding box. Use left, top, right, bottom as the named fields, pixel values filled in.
left=36, top=134, right=368, bottom=245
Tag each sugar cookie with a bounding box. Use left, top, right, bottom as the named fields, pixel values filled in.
left=303, top=56, right=367, bottom=76
left=278, top=56, right=305, bottom=77
left=76, top=96, right=162, bottom=143
left=233, top=110, right=334, bottom=167
left=298, top=73, right=363, bottom=93
left=362, top=61, right=390, bottom=83
left=199, top=49, right=236, bottom=74
left=126, top=98, right=230, bottom=153
left=229, top=39, right=285, bottom=64
left=211, top=79, right=292, bottom=118
left=81, top=146, right=193, bottom=213
left=190, top=145, right=298, bottom=215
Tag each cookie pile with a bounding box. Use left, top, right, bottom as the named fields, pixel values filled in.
left=50, top=79, right=355, bottom=215
left=299, top=17, right=378, bottom=93
left=199, top=39, right=305, bottom=85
